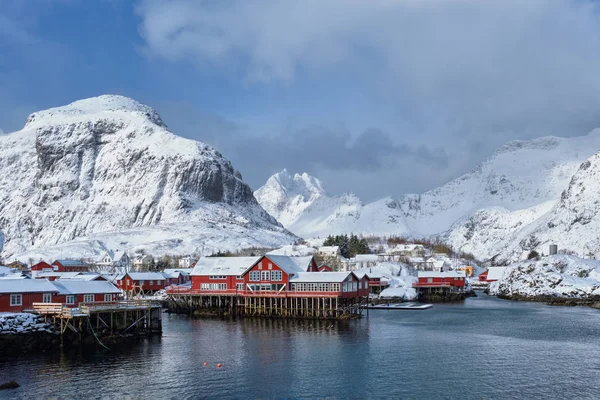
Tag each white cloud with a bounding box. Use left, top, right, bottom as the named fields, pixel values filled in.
left=137, top=0, right=600, bottom=198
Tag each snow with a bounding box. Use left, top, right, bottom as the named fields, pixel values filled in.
left=0, top=95, right=296, bottom=260
left=290, top=272, right=352, bottom=283
left=418, top=271, right=466, bottom=278
left=489, top=255, right=600, bottom=298
left=379, top=286, right=417, bottom=300
left=486, top=267, right=508, bottom=281
left=266, top=244, right=316, bottom=257
left=191, top=257, right=261, bottom=276
left=51, top=280, right=121, bottom=295
left=0, top=279, right=58, bottom=294
left=126, top=272, right=166, bottom=281
left=0, top=313, right=54, bottom=335
left=256, top=130, right=600, bottom=262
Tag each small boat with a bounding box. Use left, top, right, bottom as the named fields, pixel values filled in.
left=363, top=303, right=433, bottom=310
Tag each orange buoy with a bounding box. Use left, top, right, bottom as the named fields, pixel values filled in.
left=203, top=362, right=208, bottom=367
left=217, top=363, right=222, bottom=368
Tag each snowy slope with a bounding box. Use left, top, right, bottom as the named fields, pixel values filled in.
left=489, top=255, right=600, bottom=298
left=0, top=95, right=295, bottom=259
left=255, top=169, right=411, bottom=237
left=256, top=130, right=600, bottom=261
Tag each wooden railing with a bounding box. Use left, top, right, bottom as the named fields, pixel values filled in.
left=412, top=282, right=452, bottom=288
left=165, top=288, right=355, bottom=298
left=32, top=300, right=161, bottom=316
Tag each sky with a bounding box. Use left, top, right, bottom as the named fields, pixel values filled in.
left=2, top=0, right=600, bottom=201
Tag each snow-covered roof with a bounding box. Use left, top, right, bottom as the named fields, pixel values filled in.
left=290, top=272, right=353, bottom=283
left=265, top=255, right=308, bottom=275
left=191, top=257, right=261, bottom=276
left=0, top=274, right=28, bottom=280
left=51, top=280, right=121, bottom=295
left=0, top=279, right=59, bottom=293
left=354, top=254, right=379, bottom=262
left=266, top=245, right=316, bottom=257
left=486, top=267, right=508, bottom=281
left=318, top=246, right=339, bottom=255
left=127, top=272, right=166, bottom=281
left=418, top=271, right=466, bottom=278
left=54, top=259, right=88, bottom=267
left=163, top=268, right=191, bottom=276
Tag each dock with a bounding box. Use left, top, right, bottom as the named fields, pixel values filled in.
left=364, top=303, right=433, bottom=310
left=32, top=300, right=162, bottom=346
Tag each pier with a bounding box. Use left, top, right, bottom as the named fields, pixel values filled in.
left=32, top=300, right=162, bottom=346
left=166, top=289, right=366, bottom=320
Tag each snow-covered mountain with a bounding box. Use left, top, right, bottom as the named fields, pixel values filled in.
left=256, top=130, right=600, bottom=262
left=255, top=169, right=411, bottom=238
left=0, top=95, right=295, bottom=260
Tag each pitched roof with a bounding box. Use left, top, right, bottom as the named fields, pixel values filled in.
left=264, top=255, right=308, bottom=275
left=126, top=272, right=166, bottom=281
left=290, top=272, right=354, bottom=283
left=418, top=271, right=465, bottom=278
left=191, top=257, right=261, bottom=276
left=51, top=280, right=121, bottom=295
left=486, top=267, right=508, bottom=281
left=54, top=259, right=88, bottom=267
left=354, top=254, right=378, bottom=262
left=318, top=246, right=339, bottom=254
left=0, top=279, right=59, bottom=293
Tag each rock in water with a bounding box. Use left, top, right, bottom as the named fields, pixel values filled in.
left=0, top=381, right=20, bottom=390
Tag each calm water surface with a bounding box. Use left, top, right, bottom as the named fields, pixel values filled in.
left=1, top=294, right=600, bottom=399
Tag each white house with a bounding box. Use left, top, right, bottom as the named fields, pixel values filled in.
left=98, top=250, right=131, bottom=270
left=391, top=244, right=427, bottom=257
left=132, top=254, right=154, bottom=270
left=318, top=246, right=341, bottom=258
left=178, top=255, right=197, bottom=269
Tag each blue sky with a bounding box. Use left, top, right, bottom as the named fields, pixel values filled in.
left=3, top=0, right=600, bottom=199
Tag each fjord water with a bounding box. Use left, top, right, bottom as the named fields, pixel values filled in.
left=2, top=294, right=600, bottom=399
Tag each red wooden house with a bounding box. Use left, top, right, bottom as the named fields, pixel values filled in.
left=52, top=260, right=90, bottom=273
left=318, top=264, right=333, bottom=272
left=0, top=279, right=59, bottom=312
left=117, top=272, right=167, bottom=293
left=413, top=271, right=466, bottom=292
left=187, top=255, right=367, bottom=298
left=162, top=269, right=192, bottom=286
left=51, top=281, right=121, bottom=307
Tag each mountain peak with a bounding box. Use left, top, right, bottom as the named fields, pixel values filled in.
left=24, top=94, right=165, bottom=130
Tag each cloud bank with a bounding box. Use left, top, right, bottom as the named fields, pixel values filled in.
left=140, top=1, right=600, bottom=197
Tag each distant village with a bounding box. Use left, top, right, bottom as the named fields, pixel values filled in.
left=0, top=237, right=508, bottom=315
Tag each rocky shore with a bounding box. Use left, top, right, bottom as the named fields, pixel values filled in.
left=0, top=313, right=59, bottom=355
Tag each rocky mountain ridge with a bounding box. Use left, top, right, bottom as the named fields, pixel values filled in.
left=0, top=95, right=295, bottom=259
left=256, top=129, right=600, bottom=263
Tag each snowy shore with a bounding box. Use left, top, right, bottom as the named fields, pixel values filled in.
left=489, top=255, right=600, bottom=306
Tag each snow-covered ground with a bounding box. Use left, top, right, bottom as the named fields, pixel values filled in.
left=489, top=255, right=600, bottom=299
left=355, top=262, right=418, bottom=301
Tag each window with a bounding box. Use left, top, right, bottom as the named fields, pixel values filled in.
left=332, top=283, right=340, bottom=292
left=237, top=275, right=244, bottom=280
left=149, top=280, right=154, bottom=285
left=43, top=293, right=52, bottom=303
left=271, top=271, right=282, bottom=281
left=236, top=283, right=244, bottom=291
left=210, top=275, right=226, bottom=280
left=10, top=294, right=22, bottom=306
left=140, top=280, right=145, bottom=285
left=249, top=271, right=260, bottom=281
left=268, top=263, right=273, bottom=270
left=83, top=294, right=94, bottom=303
left=104, top=294, right=113, bottom=302
left=66, top=295, right=75, bottom=305
left=258, top=261, right=263, bottom=270
left=261, top=271, right=270, bottom=281
left=427, top=278, right=432, bottom=283
left=201, top=283, right=210, bottom=290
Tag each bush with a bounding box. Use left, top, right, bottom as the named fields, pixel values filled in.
left=527, top=250, right=540, bottom=260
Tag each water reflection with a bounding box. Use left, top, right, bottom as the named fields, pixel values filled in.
left=1, top=296, right=599, bottom=399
